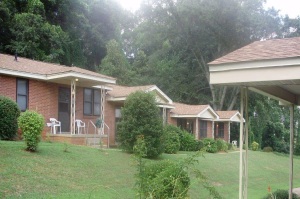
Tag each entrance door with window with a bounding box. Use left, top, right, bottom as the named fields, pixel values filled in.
left=58, top=87, right=70, bottom=132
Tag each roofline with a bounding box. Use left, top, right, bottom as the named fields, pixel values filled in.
left=147, top=85, right=173, bottom=104
left=198, top=106, right=219, bottom=119
left=0, top=68, right=116, bottom=85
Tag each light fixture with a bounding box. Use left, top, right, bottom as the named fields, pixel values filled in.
left=75, top=78, right=79, bottom=82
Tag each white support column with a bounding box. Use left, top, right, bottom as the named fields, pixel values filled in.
left=212, top=120, right=215, bottom=139
left=228, top=121, right=231, bottom=143
left=239, top=87, right=246, bottom=199
left=163, top=107, right=166, bottom=126
left=195, top=118, right=199, bottom=140
left=289, top=105, right=294, bottom=199
left=100, top=88, right=105, bottom=134
left=70, top=80, right=76, bottom=135
left=244, top=88, right=249, bottom=199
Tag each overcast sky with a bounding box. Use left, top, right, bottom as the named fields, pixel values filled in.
left=118, top=0, right=300, bottom=18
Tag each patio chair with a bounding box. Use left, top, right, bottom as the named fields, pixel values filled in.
left=75, top=119, right=86, bottom=134
left=49, top=118, right=61, bottom=134
left=232, top=140, right=237, bottom=147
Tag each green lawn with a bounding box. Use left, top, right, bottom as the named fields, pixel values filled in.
left=1, top=141, right=300, bottom=199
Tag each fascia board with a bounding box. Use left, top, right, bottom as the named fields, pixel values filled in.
left=147, top=86, right=173, bottom=104
left=47, top=72, right=116, bottom=84
left=0, top=68, right=46, bottom=80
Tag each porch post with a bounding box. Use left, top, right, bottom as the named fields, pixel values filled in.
left=239, top=87, right=244, bottom=199
left=245, top=88, right=249, bottom=199
left=289, top=104, right=294, bottom=199
left=212, top=120, right=215, bottom=139
left=163, top=107, right=166, bottom=126
left=195, top=118, right=199, bottom=140
left=228, top=121, right=231, bottom=143
left=70, top=79, right=76, bottom=135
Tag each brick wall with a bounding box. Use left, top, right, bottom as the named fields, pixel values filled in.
left=0, top=75, right=17, bottom=100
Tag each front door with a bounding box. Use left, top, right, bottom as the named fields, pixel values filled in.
left=58, top=87, right=70, bottom=132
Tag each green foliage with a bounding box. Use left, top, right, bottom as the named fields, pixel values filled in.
left=251, top=141, right=259, bottom=151
left=139, top=160, right=190, bottom=199
left=216, top=139, right=228, bottom=152
left=178, top=130, right=197, bottom=151
left=262, top=121, right=289, bottom=153
left=295, top=142, right=300, bottom=156
left=117, top=91, right=164, bottom=158
left=262, top=189, right=299, bottom=199
left=263, top=147, right=273, bottom=153
left=203, top=138, right=218, bottom=153
left=162, top=125, right=180, bottom=154
left=18, top=110, right=44, bottom=152
left=0, top=96, right=21, bottom=140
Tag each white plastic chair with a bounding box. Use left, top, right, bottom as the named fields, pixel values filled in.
left=75, top=119, right=86, bottom=134
left=49, top=118, right=61, bottom=134
left=232, top=140, right=237, bottom=147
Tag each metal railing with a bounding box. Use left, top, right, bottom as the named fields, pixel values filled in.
left=87, top=120, right=110, bottom=148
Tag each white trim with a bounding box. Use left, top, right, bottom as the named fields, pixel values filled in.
left=209, top=57, right=300, bottom=72
left=0, top=68, right=116, bottom=85
left=146, top=85, right=173, bottom=104
left=93, top=85, right=113, bottom=90
left=0, top=68, right=46, bottom=80
left=157, top=104, right=175, bottom=109
left=198, top=106, right=219, bottom=119
left=106, top=97, right=126, bottom=102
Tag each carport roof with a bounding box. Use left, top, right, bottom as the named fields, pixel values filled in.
left=209, top=36, right=300, bottom=105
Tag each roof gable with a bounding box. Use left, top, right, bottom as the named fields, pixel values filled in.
left=216, top=111, right=242, bottom=122
left=0, top=53, right=116, bottom=86
left=209, top=37, right=300, bottom=65
left=107, top=84, right=173, bottom=105
left=170, top=103, right=218, bottom=119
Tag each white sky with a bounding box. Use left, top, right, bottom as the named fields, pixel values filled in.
left=118, top=0, right=300, bottom=18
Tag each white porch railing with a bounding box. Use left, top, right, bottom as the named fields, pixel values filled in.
left=87, top=120, right=110, bottom=148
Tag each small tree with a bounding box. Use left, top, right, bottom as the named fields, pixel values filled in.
left=118, top=91, right=164, bottom=158
left=0, top=96, right=21, bottom=140
left=18, top=110, right=44, bottom=152
left=162, top=125, right=180, bottom=154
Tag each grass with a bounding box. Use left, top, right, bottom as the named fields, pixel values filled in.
left=1, top=141, right=300, bottom=198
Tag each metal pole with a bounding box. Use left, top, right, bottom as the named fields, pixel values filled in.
left=239, top=87, right=244, bottom=199
left=289, top=105, right=294, bottom=199
left=195, top=117, right=199, bottom=139
left=245, top=88, right=249, bottom=199
left=70, top=80, right=76, bottom=135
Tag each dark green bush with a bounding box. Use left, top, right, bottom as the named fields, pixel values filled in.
left=203, top=138, right=218, bottom=153
left=0, top=96, right=21, bottom=140
left=262, top=189, right=299, bottom=199
left=216, top=139, right=228, bottom=152
left=195, top=140, right=204, bottom=151
left=162, top=125, right=180, bottom=154
left=117, top=91, right=164, bottom=158
left=263, top=146, right=273, bottom=152
left=180, top=130, right=197, bottom=151
left=18, top=110, right=44, bottom=152
left=140, top=160, right=190, bottom=198
left=273, top=140, right=289, bottom=154
left=295, top=143, right=300, bottom=156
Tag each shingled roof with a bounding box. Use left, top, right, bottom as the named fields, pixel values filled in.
left=171, top=103, right=210, bottom=115
left=209, top=37, right=300, bottom=65
left=0, top=53, right=116, bottom=83
left=216, top=111, right=239, bottom=119
left=107, top=84, right=155, bottom=98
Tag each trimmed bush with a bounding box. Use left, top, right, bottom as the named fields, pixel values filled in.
left=251, top=141, right=259, bottom=151
left=0, top=96, right=21, bottom=140
left=263, top=146, right=273, bottom=152
left=180, top=130, right=197, bottom=151
left=117, top=91, right=164, bottom=158
left=195, top=140, right=204, bottom=151
left=262, top=189, right=299, bottom=199
left=140, top=160, right=190, bottom=198
left=216, top=139, right=228, bottom=152
left=162, top=125, right=180, bottom=154
left=203, top=138, right=218, bottom=153
left=18, top=110, right=44, bottom=152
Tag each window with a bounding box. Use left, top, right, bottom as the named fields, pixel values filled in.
left=215, top=122, right=224, bottom=138
left=84, top=88, right=101, bottom=115
left=199, top=120, right=207, bottom=138
left=17, top=79, right=28, bottom=111
left=177, top=118, right=193, bottom=134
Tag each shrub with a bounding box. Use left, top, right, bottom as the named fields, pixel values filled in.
left=162, top=125, right=180, bottom=154
left=216, top=139, right=228, bottom=152
left=0, top=96, right=21, bottom=140
left=180, top=130, right=197, bottom=151
left=140, top=160, right=190, bottom=198
left=262, top=189, right=299, bottom=199
left=251, top=141, right=259, bottom=151
left=117, top=91, right=164, bottom=158
left=18, top=110, right=44, bottom=152
left=263, top=146, right=273, bottom=152
left=203, top=138, right=218, bottom=153
left=273, top=140, right=289, bottom=154
left=295, top=143, right=300, bottom=156
left=195, top=140, right=204, bottom=151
